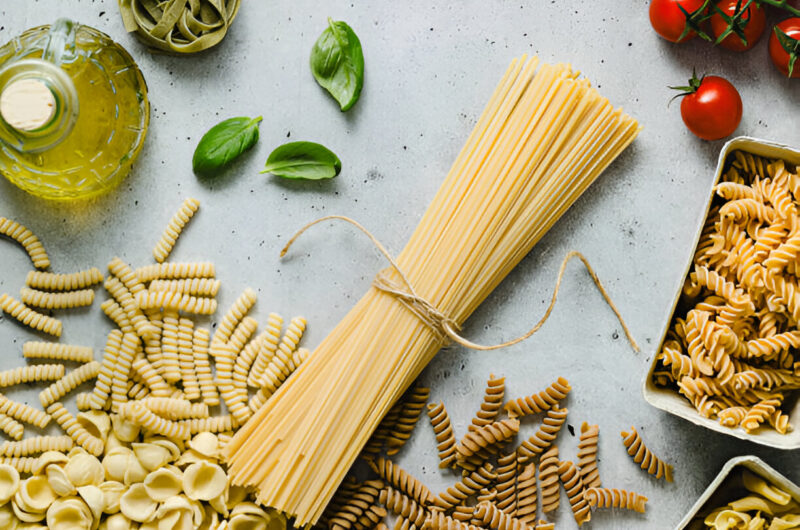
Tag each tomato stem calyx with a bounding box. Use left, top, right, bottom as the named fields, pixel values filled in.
left=712, top=0, right=757, bottom=47
left=757, top=0, right=800, bottom=18
left=774, top=25, right=800, bottom=77
left=677, top=0, right=715, bottom=41
left=668, top=69, right=706, bottom=105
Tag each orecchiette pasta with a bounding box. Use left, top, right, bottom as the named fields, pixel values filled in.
left=0, top=364, right=64, bottom=387
left=557, top=460, right=591, bottom=526
left=0, top=216, right=49, bottom=269
left=504, top=377, right=571, bottom=418
left=39, top=361, right=101, bottom=407
left=426, top=402, right=457, bottom=469
left=152, top=197, right=200, bottom=263
left=46, top=403, right=103, bottom=456
left=0, top=294, right=62, bottom=336
left=22, top=341, right=94, bottom=363
left=19, top=287, right=94, bottom=309
left=577, top=422, right=601, bottom=488
left=620, top=426, right=673, bottom=482
left=0, top=393, right=50, bottom=428
left=25, top=268, right=103, bottom=291
left=584, top=487, right=648, bottom=513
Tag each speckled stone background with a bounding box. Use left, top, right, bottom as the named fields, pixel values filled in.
left=1, top=1, right=799, bottom=528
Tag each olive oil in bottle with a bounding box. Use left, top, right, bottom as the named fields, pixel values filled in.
left=0, top=18, right=149, bottom=200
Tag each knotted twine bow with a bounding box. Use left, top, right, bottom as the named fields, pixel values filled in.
left=281, top=215, right=640, bottom=352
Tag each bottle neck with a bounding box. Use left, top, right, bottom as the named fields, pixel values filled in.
left=0, top=58, right=78, bottom=153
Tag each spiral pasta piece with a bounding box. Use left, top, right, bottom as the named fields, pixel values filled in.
left=131, top=355, right=171, bottom=397
left=89, top=330, right=122, bottom=409
left=0, top=412, right=23, bottom=441
left=135, top=290, right=217, bottom=315
left=0, top=294, right=62, bottom=336
left=36, top=362, right=100, bottom=408
left=107, top=257, right=146, bottom=296
left=369, top=457, right=434, bottom=506
left=0, top=216, right=49, bottom=269
left=620, top=426, right=673, bottom=482
left=0, top=435, right=73, bottom=456
left=742, top=398, right=783, bottom=433
left=516, top=463, right=537, bottom=525
left=213, top=288, right=257, bottom=345
left=386, top=386, right=430, bottom=455
left=136, top=261, right=216, bottom=283
left=152, top=198, right=200, bottom=263
left=746, top=330, right=800, bottom=360
left=504, top=377, right=570, bottom=418
left=110, top=333, right=139, bottom=412
left=493, top=452, right=517, bottom=514
left=577, top=422, right=602, bottom=488
left=23, top=341, right=94, bottom=363
left=423, top=512, right=481, bottom=530
left=355, top=504, right=387, bottom=530
left=174, top=318, right=200, bottom=400
left=432, top=462, right=495, bottom=510
left=19, top=287, right=94, bottom=309
left=720, top=198, right=776, bottom=224
left=557, top=460, right=591, bottom=526
left=178, top=414, right=239, bottom=434
left=247, top=313, right=283, bottom=387
left=379, top=487, right=428, bottom=527
left=517, top=407, right=567, bottom=461
left=228, top=316, right=259, bottom=352
left=190, top=327, right=219, bottom=406
left=328, top=480, right=384, bottom=530
left=120, top=401, right=190, bottom=439
left=0, top=364, right=64, bottom=387
left=140, top=397, right=208, bottom=420
left=160, top=312, right=181, bottom=384
left=421, top=401, right=456, bottom=470
left=474, top=501, right=528, bottom=530
left=718, top=406, right=748, bottom=428
left=716, top=182, right=757, bottom=202
left=0, top=457, right=37, bottom=474
left=0, top=393, right=49, bottom=428
left=148, top=277, right=221, bottom=296
left=252, top=316, right=307, bottom=400
left=469, top=374, right=505, bottom=432
left=128, top=380, right=149, bottom=400
left=46, top=403, right=103, bottom=456
left=539, top=446, right=560, bottom=514
left=456, top=418, right=519, bottom=464
left=361, top=399, right=404, bottom=460
left=585, top=488, right=648, bottom=513
left=26, top=267, right=103, bottom=291
left=104, top=276, right=157, bottom=340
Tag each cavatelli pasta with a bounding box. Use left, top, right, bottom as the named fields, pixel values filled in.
left=247, top=313, right=283, bottom=387
left=0, top=294, right=62, bottom=336
left=456, top=418, right=519, bottom=464
left=22, top=341, right=94, bottom=363
left=25, top=267, right=103, bottom=290
left=386, top=386, right=430, bottom=455
left=136, top=261, right=216, bottom=283
left=120, top=401, right=190, bottom=439
left=90, top=330, right=122, bottom=409
left=504, top=377, right=571, bottom=418
left=213, top=288, right=257, bottom=345
left=19, top=287, right=94, bottom=309
left=153, top=197, right=200, bottom=263
left=140, top=397, right=208, bottom=420
left=379, top=487, right=428, bottom=527
left=0, top=364, right=64, bottom=387
left=177, top=318, right=201, bottom=400
left=432, top=462, right=495, bottom=510
left=148, top=277, right=221, bottom=296
left=577, top=422, right=602, bottom=488
left=585, top=487, right=648, bottom=513
left=557, top=460, right=591, bottom=526
left=426, top=402, right=456, bottom=469
left=192, top=327, right=219, bottom=406
left=46, top=403, right=103, bottom=456
left=620, top=426, right=673, bottom=482
left=104, top=276, right=157, bottom=339
left=517, top=407, right=567, bottom=461
left=0, top=393, right=49, bottom=428
left=539, top=446, right=560, bottom=514
left=494, top=452, right=518, bottom=514
left=516, top=463, right=537, bottom=526
left=131, top=355, right=171, bottom=397
left=474, top=501, right=528, bottom=530
left=369, top=457, right=435, bottom=506
left=0, top=413, right=23, bottom=440
left=135, top=290, right=217, bottom=315
left=38, top=361, right=101, bottom=407
left=110, top=333, right=139, bottom=412
left=0, top=435, right=73, bottom=456
left=469, top=374, right=505, bottom=432
left=0, top=216, right=49, bottom=269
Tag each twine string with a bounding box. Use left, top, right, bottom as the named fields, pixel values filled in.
left=280, top=215, right=640, bottom=353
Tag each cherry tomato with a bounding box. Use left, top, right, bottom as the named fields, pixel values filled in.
left=769, top=18, right=800, bottom=78
left=710, top=0, right=766, bottom=52
left=673, top=73, right=742, bottom=141
left=650, top=0, right=708, bottom=43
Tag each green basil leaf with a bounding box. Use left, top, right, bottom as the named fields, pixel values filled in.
left=192, top=116, right=262, bottom=177
left=310, top=18, right=364, bottom=112
left=262, top=141, right=342, bottom=180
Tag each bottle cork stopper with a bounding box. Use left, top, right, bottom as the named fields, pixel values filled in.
left=0, top=79, right=57, bottom=132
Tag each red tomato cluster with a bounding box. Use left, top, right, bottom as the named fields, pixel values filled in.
left=650, top=0, right=800, bottom=77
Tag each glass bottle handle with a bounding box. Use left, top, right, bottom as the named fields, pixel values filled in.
left=42, top=18, right=77, bottom=67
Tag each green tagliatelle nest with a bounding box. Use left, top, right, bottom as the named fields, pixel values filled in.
left=118, top=0, right=240, bottom=54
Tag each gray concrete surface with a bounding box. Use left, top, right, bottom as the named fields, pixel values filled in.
left=1, top=1, right=799, bottom=528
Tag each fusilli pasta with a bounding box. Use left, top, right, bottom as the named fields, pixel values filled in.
left=0, top=294, right=62, bottom=336
left=22, top=341, right=94, bottom=363
left=26, top=268, right=103, bottom=291
left=577, top=422, right=602, bottom=488
left=584, top=487, right=648, bottom=513
left=517, top=407, right=567, bottom=461
left=469, top=374, right=505, bottom=432
left=369, top=457, right=435, bottom=506
left=148, top=277, right=221, bottom=296
left=136, top=290, right=217, bottom=315
left=46, top=403, right=103, bottom=456
left=0, top=216, right=49, bottom=269
left=0, top=413, right=23, bottom=440
left=515, top=463, right=537, bottom=526
left=432, top=462, right=495, bottom=510
left=153, top=197, right=200, bottom=263
left=19, top=287, right=94, bottom=309
left=539, top=446, right=560, bottom=514
left=504, top=377, right=571, bottom=418
left=620, top=426, right=673, bottom=482
left=38, top=361, right=101, bottom=407
left=0, top=393, right=49, bottom=428
left=557, top=460, right=591, bottom=526
left=0, top=435, right=73, bottom=456
left=0, top=364, right=64, bottom=387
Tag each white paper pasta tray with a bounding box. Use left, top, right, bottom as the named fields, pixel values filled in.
left=675, top=455, right=800, bottom=529
left=642, top=136, right=800, bottom=450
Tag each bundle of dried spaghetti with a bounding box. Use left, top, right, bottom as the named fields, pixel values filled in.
left=224, top=55, right=640, bottom=525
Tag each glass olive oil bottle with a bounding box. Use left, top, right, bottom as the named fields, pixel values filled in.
left=0, top=19, right=149, bottom=200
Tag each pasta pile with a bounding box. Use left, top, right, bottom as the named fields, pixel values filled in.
left=0, top=198, right=315, bottom=529
left=225, top=55, right=640, bottom=525
left=690, top=469, right=800, bottom=529
left=319, top=373, right=659, bottom=530
left=654, top=151, right=800, bottom=434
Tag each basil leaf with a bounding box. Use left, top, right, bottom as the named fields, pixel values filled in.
left=192, top=116, right=262, bottom=177
left=262, top=141, right=342, bottom=180
left=310, top=18, right=364, bottom=112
